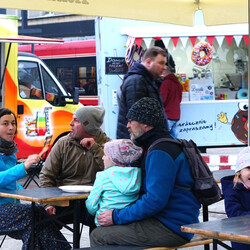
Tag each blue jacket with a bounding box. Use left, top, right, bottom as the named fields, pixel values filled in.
left=86, top=166, right=141, bottom=226
left=0, top=150, right=26, bottom=204
left=112, top=128, right=200, bottom=240
left=221, top=175, right=250, bottom=250
left=116, top=62, right=167, bottom=139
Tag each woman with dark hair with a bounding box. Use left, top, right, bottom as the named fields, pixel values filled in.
left=0, top=108, right=71, bottom=249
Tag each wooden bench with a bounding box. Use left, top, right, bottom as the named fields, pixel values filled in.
left=76, top=235, right=213, bottom=250
left=145, top=234, right=213, bottom=249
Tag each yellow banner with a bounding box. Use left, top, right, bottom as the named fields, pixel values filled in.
left=0, top=0, right=247, bottom=26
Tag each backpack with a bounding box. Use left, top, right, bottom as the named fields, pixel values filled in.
left=148, top=138, right=222, bottom=206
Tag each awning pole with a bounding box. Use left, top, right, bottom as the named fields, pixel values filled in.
left=0, top=43, right=12, bottom=90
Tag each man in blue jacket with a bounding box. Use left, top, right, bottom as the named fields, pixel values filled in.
left=90, top=97, right=200, bottom=248
left=117, top=46, right=168, bottom=139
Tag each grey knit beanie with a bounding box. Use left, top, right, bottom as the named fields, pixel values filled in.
left=127, top=97, right=165, bottom=127
left=74, top=106, right=105, bottom=135
left=104, top=139, right=143, bottom=167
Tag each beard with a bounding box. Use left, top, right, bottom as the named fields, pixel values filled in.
left=70, top=130, right=82, bottom=141
left=129, top=127, right=145, bottom=143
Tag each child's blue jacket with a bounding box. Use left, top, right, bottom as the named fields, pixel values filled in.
left=221, top=175, right=250, bottom=250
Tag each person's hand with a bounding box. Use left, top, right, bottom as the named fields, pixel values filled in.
left=24, top=154, right=41, bottom=170
left=46, top=206, right=56, bottom=215
left=80, top=138, right=95, bottom=149
left=97, top=210, right=113, bottom=226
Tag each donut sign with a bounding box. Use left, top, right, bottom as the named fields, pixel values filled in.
left=191, top=41, right=213, bottom=66
left=125, top=44, right=145, bottom=68
left=176, top=100, right=247, bottom=147
left=217, top=102, right=248, bottom=144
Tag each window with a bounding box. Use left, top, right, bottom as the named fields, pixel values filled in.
left=56, top=67, right=73, bottom=94
left=18, top=61, right=43, bottom=99
left=78, top=66, right=97, bottom=95
left=6, top=9, right=21, bottom=17
left=42, top=66, right=63, bottom=104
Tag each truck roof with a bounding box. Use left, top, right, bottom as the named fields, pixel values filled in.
left=18, top=52, right=40, bottom=59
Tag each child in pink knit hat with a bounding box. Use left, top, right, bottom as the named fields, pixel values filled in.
left=103, top=139, right=143, bottom=169
left=86, top=139, right=142, bottom=226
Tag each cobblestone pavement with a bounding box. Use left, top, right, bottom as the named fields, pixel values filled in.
left=0, top=177, right=231, bottom=249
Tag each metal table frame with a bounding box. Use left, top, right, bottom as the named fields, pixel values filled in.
left=0, top=187, right=89, bottom=249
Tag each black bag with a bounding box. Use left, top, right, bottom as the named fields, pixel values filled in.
left=148, top=138, right=222, bottom=206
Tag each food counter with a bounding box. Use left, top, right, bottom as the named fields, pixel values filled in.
left=177, top=99, right=248, bottom=147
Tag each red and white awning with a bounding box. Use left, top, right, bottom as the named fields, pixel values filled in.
left=122, top=23, right=248, bottom=48
left=131, top=35, right=249, bottom=48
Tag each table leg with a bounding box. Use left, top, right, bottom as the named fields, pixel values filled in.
left=73, top=200, right=81, bottom=249
left=214, top=239, right=233, bottom=250
left=203, top=205, right=210, bottom=250
left=203, top=204, right=209, bottom=221
left=204, top=242, right=210, bottom=250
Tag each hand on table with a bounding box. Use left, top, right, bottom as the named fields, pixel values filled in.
left=97, top=210, right=113, bottom=226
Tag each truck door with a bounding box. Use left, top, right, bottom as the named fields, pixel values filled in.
left=16, top=53, right=82, bottom=159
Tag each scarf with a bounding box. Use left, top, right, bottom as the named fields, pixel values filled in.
left=0, top=137, right=16, bottom=155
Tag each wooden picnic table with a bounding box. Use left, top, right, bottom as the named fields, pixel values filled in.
left=0, top=187, right=89, bottom=249
left=181, top=214, right=250, bottom=249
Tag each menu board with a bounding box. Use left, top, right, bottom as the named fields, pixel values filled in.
left=105, top=57, right=128, bottom=75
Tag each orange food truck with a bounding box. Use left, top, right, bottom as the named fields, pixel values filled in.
left=0, top=14, right=82, bottom=159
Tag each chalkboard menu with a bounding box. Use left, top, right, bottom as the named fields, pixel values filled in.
left=105, top=57, right=128, bottom=75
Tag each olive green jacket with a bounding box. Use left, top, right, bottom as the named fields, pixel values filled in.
left=39, top=131, right=110, bottom=187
